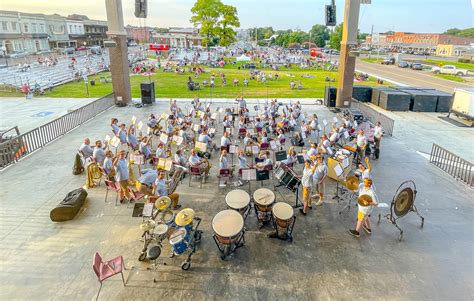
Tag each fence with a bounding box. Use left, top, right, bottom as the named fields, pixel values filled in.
left=430, top=144, right=473, bottom=187
left=351, top=100, right=395, bottom=136
left=0, top=93, right=115, bottom=169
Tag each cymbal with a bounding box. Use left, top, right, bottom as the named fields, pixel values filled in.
left=175, top=208, right=195, bottom=226
left=358, top=194, right=373, bottom=206
left=140, top=219, right=156, bottom=232
left=344, top=176, right=359, bottom=191
left=155, top=196, right=171, bottom=210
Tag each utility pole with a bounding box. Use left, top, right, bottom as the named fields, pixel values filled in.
left=105, top=0, right=132, bottom=104
left=368, top=24, right=373, bottom=59
left=335, top=0, right=363, bottom=108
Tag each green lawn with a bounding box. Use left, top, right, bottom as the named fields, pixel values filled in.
left=433, top=73, right=466, bottom=83
left=1, top=63, right=387, bottom=99
left=423, top=59, right=474, bottom=71
left=361, top=58, right=383, bottom=64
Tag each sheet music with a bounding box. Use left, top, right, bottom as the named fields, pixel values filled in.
left=327, top=146, right=333, bottom=155
left=252, top=145, right=260, bottom=155
left=334, top=163, right=343, bottom=177
left=229, top=145, right=237, bottom=154
left=343, top=131, right=350, bottom=139
left=323, top=119, right=328, bottom=126
left=172, top=135, right=183, bottom=145
left=142, top=203, right=153, bottom=217
left=270, top=140, right=277, bottom=150
left=211, top=113, right=217, bottom=120
left=159, top=133, right=168, bottom=144
left=131, top=154, right=145, bottom=165
left=110, top=136, right=120, bottom=148
left=245, top=146, right=252, bottom=153
left=209, top=128, right=216, bottom=134
left=242, top=169, right=257, bottom=181
left=137, top=121, right=144, bottom=131
left=164, top=159, right=173, bottom=171
left=131, top=115, right=137, bottom=125
left=104, top=135, right=111, bottom=144
left=195, top=141, right=207, bottom=152
left=160, top=113, right=169, bottom=119
left=158, top=158, right=166, bottom=169
left=342, top=157, right=350, bottom=169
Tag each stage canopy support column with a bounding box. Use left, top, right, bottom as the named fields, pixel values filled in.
left=105, top=0, right=132, bottom=104
left=336, top=0, right=361, bottom=108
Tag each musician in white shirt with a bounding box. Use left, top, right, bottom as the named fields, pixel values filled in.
left=373, top=121, right=383, bottom=155
left=220, top=131, right=232, bottom=148
left=349, top=178, right=378, bottom=238
left=356, top=130, right=367, bottom=162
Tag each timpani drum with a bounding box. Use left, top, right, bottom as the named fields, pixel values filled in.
left=253, top=188, right=276, bottom=225
left=212, top=210, right=245, bottom=259
left=225, top=189, right=251, bottom=218
left=271, top=202, right=295, bottom=241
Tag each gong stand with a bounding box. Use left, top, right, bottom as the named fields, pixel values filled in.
left=378, top=180, right=425, bottom=241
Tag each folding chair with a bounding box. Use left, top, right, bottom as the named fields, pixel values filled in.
left=127, top=187, right=145, bottom=208
left=92, top=252, right=126, bottom=301
left=189, top=166, right=203, bottom=188
left=104, top=180, right=120, bottom=206
left=218, top=168, right=232, bottom=188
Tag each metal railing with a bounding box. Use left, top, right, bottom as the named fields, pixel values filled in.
left=0, top=93, right=115, bottom=169
left=351, top=100, right=395, bottom=136
left=430, top=144, right=473, bottom=187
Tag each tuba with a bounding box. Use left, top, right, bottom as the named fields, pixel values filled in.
left=85, top=162, right=102, bottom=188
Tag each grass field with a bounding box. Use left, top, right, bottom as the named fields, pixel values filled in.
left=433, top=73, right=466, bottom=82
left=361, top=58, right=383, bottom=64
left=423, top=59, right=474, bottom=71
left=1, top=63, right=386, bottom=99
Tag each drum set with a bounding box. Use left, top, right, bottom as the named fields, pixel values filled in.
left=138, top=197, right=203, bottom=271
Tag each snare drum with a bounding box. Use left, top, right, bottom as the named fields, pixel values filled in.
left=272, top=202, right=294, bottom=238
left=225, top=189, right=250, bottom=217
left=153, top=223, right=169, bottom=239
left=169, top=227, right=189, bottom=256
left=157, top=210, right=175, bottom=226
left=212, top=210, right=244, bottom=245
left=274, top=164, right=301, bottom=192
left=253, top=188, right=275, bottom=224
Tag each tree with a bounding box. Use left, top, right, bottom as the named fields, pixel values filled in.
left=217, top=4, right=240, bottom=46
left=190, top=0, right=222, bottom=48
left=329, top=23, right=343, bottom=50
left=309, top=24, right=330, bottom=47
left=443, top=28, right=474, bottom=38
left=155, top=27, right=169, bottom=33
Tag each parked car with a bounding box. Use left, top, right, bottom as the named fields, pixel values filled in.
left=398, top=61, right=410, bottom=68
left=60, top=47, right=75, bottom=55
left=411, top=63, right=423, bottom=70
left=89, top=46, right=102, bottom=54
left=35, top=49, right=52, bottom=55
left=432, top=65, right=469, bottom=76
left=381, top=57, right=395, bottom=65
left=75, top=46, right=87, bottom=51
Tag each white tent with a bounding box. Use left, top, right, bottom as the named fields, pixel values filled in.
left=236, top=54, right=251, bottom=62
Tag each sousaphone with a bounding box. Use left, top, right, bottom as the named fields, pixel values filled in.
left=378, top=180, right=425, bottom=241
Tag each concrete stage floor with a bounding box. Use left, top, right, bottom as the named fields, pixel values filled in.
left=0, top=100, right=472, bottom=300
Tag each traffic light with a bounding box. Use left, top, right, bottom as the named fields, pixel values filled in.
left=325, top=5, right=336, bottom=26
left=135, top=0, right=147, bottom=18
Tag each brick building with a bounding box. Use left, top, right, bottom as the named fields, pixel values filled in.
left=125, top=26, right=153, bottom=44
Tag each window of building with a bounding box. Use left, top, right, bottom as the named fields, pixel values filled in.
left=11, top=22, right=17, bottom=30
left=2, top=21, right=7, bottom=31
left=24, top=24, right=29, bottom=32
left=69, top=25, right=73, bottom=33
left=39, top=24, right=44, bottom=32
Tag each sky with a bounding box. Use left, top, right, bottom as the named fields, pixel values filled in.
left=0, top=0, right=473, bottom=34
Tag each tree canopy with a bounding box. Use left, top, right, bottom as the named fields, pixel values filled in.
left=443, top=28, right=474, bottom=38
left=190, top=0, right=240, bottom=47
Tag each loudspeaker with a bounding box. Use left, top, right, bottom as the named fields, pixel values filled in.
left=378, top=90, right=411, bottom=111
left=324, top=86, right=337, bottom=107
left=135, top=0, right=147, bottom=18
left=325, top=5, right=336, bottom=26
left=141, top=82, right=155, bottom=105
left=352, top=85, right=373, bottom=102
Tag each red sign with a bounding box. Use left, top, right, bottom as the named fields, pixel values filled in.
left=149, top=44, right=169, bottom=51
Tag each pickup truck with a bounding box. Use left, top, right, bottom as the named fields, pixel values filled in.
left=431, top=65, right=469, bottom=76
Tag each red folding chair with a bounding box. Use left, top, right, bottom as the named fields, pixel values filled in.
left=260, top=143, right=269, bottom=151
left=92, top=252, right=126, bottom=301
left=189, top=166, right=203, bottom=188
left=127, top=187, right=145, bottom=208
left=218, top=168, right=232, bottom=188
left=238, top=128, right=247, bottom=139
left=104, top=180, right=120, bottom=206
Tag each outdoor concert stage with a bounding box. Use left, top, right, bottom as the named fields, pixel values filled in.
left=0, top=99, right=472, bottom=300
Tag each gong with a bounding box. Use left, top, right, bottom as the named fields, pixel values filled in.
left=394, top=187, right=414, bottom=217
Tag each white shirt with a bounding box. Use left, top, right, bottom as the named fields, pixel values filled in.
left=221, top=136, right=231, bottom=147
left=374, top=126, right=383, bottom=139
left=329, top=132, right=339, bottom=142
left=357, top=134, right=367, bottom=148
left=301, top=166, right=314, bottom=188
left=313, top=163, right=328, bottom=183
left=358, top=183, right=378, bottom=215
